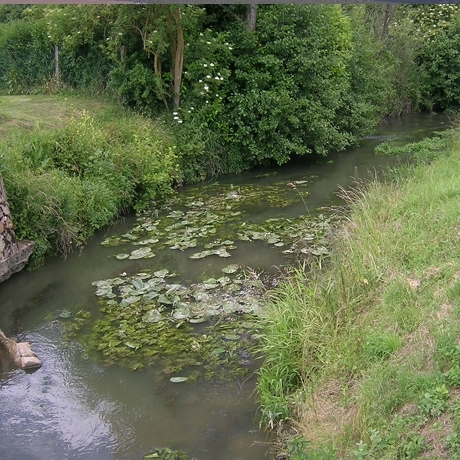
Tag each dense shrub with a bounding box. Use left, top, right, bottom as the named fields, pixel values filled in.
left=225, top=6, right=347, bottom=166
left=418, top=18, right=460, bottom=112
left=179, top=5, right=384, bottom=173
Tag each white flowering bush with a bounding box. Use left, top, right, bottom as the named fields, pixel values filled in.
left=180, top=29, right=232, bottom=127
left=409, top=4, right=460, bottom=42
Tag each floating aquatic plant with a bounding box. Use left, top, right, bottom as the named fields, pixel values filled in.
left=144, top=448, right=193, bottom=460
left=87, top=179, right=339, bottom=377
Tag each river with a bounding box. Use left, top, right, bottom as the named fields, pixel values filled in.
left=0, top=113, right=451, bottom=460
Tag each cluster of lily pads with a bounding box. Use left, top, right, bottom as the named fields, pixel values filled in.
left=92, top=267, right=265, bottom=322
left=76, top=178, right=338, bottom=377
left=72, top=265, right=265, bottom=377
left=101, top=180, right=333, bottom=262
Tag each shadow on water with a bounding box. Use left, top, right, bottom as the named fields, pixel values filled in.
left=0, top=113, right=452, bottom=460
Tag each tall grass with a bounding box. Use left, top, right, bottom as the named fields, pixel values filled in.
left=0, top=106, right=179, bottom=266
left=258, top=128, right=460, bottom=458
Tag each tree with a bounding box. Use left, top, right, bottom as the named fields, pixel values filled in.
left=111, top=5, right=202, bottom=111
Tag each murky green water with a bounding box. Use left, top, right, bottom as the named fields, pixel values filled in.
left=0, top=113, right=451, bottom=460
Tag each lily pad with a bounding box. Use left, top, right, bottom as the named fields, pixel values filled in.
left=224, top=334, right=240, bottom=341
left=189, top=317, right=206, bottom=324
left=131, top=279, right=145, bottom=290
left=129, top=247, right=155, bottom=259
left=170, top=377, right=189, bottom=383
left=212, top=348, right=226, bottom=355
left=189, top=251, right=208, bottom=260
left=59, top=309, right=72, bottom=319
left=158, top=294, right=173, bottom=305
left=120, top=296, right=141, bottom=306
left=172, top=306, right=190, bottom=320
left=222, top=264, right=239, bottom=274
left=115, top=253, right=130, bottom=260
left=144, top=309, right=163, bottom=323
left=135, top=238, right=159, bottom=245
left=95, top=285, right=114, bottom=297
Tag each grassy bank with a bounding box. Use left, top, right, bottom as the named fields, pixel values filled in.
left=258, top=128, right=460, bottom=459
left=0, top=95, right=180, bottom=266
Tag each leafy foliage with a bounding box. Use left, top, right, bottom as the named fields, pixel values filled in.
left=0, top=108, right=178, bottom=266
left=0, top=3, right=417, bottom=178
left=418, top=17, right=460, bottom=111
left=0, top=16, right=53, bottom=92
left=221, top=5, right=357, bottom=168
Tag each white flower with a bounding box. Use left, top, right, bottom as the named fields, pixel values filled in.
left=206, top=75, right=211, bottom=79
left=173, top=112, right=178, bottom=115
left=173, top=116, right=180, bottom=120
left=210, top=63, right=215, bottom=67
left=215, top=76, right=220, bottom=80
left=178, top=120, right=183, bottom=124
left=229, top=46, right=233, bottom=50
left=203, top=64, right=208, bottom=67
left=207, top=41, right=211, bottom=45
left=204, top=85, right=209, bottom=91
left=199, top=79, right=202, bottom=83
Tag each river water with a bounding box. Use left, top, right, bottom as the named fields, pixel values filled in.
left=0, top=113, right=451, bottom=460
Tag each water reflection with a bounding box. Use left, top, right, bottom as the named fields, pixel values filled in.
left=0, top=330, right=118, bottom=460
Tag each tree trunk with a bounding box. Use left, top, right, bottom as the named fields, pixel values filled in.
left=171, top=9, right=184, bottom=110
left=246, top=4, right=257, bottom=32
left=380, top=4, right=397, bottom=45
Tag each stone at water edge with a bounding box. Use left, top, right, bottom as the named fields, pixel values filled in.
left=16, top=341, right=42, bottom=369
left=20, top=356, right=42, bottom=369
left=16, top=342, right=35, bottom=357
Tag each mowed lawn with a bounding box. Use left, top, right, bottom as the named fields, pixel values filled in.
left=0, top=95, right=116, bottom=137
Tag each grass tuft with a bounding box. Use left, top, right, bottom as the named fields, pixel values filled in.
left=258, top=126, right=460, bottom=458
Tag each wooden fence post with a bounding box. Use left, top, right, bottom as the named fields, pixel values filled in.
left=55, top=44, right=60, bottom=85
